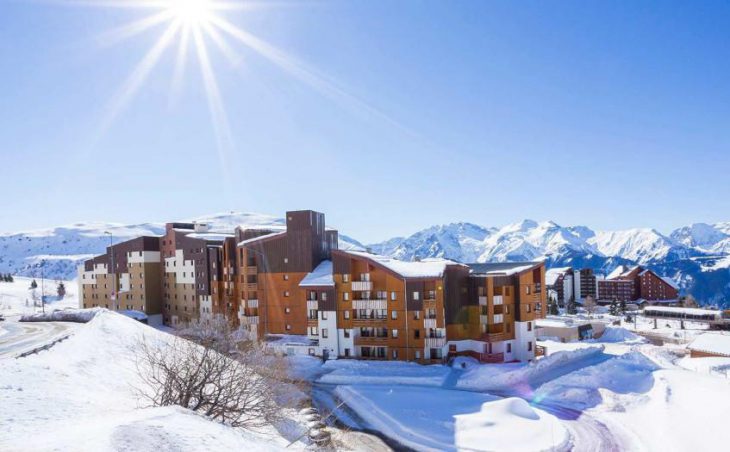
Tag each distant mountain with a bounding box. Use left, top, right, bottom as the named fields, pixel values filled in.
left=2, top=214, right=729, bottom=306
left=366, top=220, right=730, bottom=307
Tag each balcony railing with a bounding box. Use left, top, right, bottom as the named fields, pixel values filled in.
left=425, top=337, right=446, bottom=348
left=424, top=318, right=437, bottom=329
left=239, top=316, right=259, bottom=325
left=351, top=281, right=373, bottom=291
left=355, top=336, right=389, bottom=344
left=481, top=352, right=504, bottom=363
left=352, top=299, right=387, bottom=310
left=245, top=283, right=257, bottom=291
left=493, top=295, right=504, bottom=305
left=307, top=300, right=318, bottom=311
left=480, top=315, right=488, bottom=325
left=480, top=332, right=510, bottom=343
left=493, top=314, right=504, bottom=324
left=478, top=296, right=487, bottom=306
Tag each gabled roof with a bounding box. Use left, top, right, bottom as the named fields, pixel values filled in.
left=299, top=260, right=334, bottom=287
left=237, top=231, right=287, bottom=247
left=546, top=267, right=572, bottom=285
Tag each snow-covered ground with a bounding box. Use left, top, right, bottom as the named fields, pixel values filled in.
left=0, top=310, right=303, bottom=451
left=299, top=323, right=730, bottom=451
left=0, top=276, right=78, bottom=317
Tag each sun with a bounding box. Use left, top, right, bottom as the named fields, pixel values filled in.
left=169, top=0, right=213, bottom=25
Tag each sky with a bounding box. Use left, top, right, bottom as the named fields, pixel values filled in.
left=1, top=0, right=729, bottom=243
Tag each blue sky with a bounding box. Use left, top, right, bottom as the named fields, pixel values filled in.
left=1, top=0, right=729, bottom=242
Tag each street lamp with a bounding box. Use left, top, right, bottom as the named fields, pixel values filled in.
left=104, top=231, right=117, bottom=311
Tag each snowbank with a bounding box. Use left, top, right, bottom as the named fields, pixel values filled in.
left=455, top=398, right=569, bottom=452
left=595, top=327, right=646, bottom=344
left=0, top=310, right=295, bottom=451
left=318, top=359, right=450, bottom=386
left=20, top=307, right=101, bottom=323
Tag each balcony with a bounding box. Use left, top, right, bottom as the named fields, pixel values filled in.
left=240, top=316, right=259, bottom=325
left=478, top=296, right=487, bottom=306
left=480, top=332, right=510, bottom=343
left=424, top=318, right=437, bottom=329
left=480, top=315, right=488, bottom=325
left=493, top=295, right=504, bottom=306
left=352, top=317, right=387, bottom=325
left=307, top=300, right=318, bottom=311
left=351, top=281, right=373, bottom=291
left=245, top=283, right=257, bottom=291
left=480, top=352, right=505, bottom=363
left=352, top=299, right=386, bottom=310
left=355, top=336, right=389, bottom=345
left=425, top=337, right=446, bottom=348
left=493, top=314, right=504, bottom=323
left=247, top=299, right=258, bottom=308
left=244, top=267, right=257, bottom=275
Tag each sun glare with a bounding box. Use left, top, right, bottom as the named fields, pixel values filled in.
left=169, top=0, right=212, bottom=25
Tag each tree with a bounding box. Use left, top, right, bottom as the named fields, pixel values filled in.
left=609, top=300, right=619, bottom=316
left=134, top=317, right=292, bottom=430
left=7, top=274, right=14, bottom=283
left=566, top=296, right=577, bottom=315
left=681, top=295, right=698, bottom=308
left=57, top=281, right=66, bottom=299
left=30, top=279, right=38, bottom=289
left=619, top=299, right=627, bottom=315
left=584, top=295, right=597, bottom=315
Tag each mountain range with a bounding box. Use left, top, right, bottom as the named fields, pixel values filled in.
left=2, top=213, right=729, bottom=307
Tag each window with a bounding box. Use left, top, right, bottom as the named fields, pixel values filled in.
left=415, top=351, right=421, bottom=359
left=285, top=307, right=291, bottom=314
left=392, top=349, right=398, bottom=359
left=308, top=348, right=315, bottom=356
left=322, top=312, right=328, bottom=320
left=343, top=274, right=350, bottom=283
left=414, top=329, right=420, bottom=339
left=284, top=291, right=290, bottom=297
left=414, top=311, right=420, bottom=320
left=527, top=321, right=532, bottom=331
left=321, top=292, right=327, bottom=301
left=284, top=258, right=288, bottom=264
left=392, top=329, right=398, bottom=338
left=309, top=326, right=317, bottom=335
left=526, top=285, right=531, bottom=295
left=527, top=304, right=532, bottom=313
left=413, top=291, right=420, bottom=301
left=344, top=310, right=350, bottom=320
left=391, top=310, right=397, bottom=320
left=344, top=348, right=350, bottom=357
left=321, top=328, right=328, bottom=338
left=343, top=292, right=350, bottom=301
left=506, top=343, right=512, bottom=353
left=390, top=291, right=397, bottom=301
left=344, top=329, right=350, bottom=338
left=283, top=274, right=289, bottom=280
left=286, top=324, right=292, bottom=331
left=528, top=341, right=533, bottom=352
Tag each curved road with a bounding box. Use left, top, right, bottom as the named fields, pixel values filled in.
left=0, top=316, right=79, bottom=359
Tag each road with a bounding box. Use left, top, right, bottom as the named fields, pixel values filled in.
left=0, top=316, right=79, bottom=359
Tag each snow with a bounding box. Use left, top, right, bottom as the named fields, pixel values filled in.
left=0, top=276, right=79, bottom=316
left=185, top=232, right=235, bottom=241
left=341, top=250, right=463, bottom=278
left=644, top=306, right=723, bottom=317
left=299, top=260, right=334, bottom=287
left=660, top=275, right=680, bottom=290
left=0, top=310, right=296, bottom=451
left=595, top=327, right=645, bottom=344
left=238, top=231, right=287, bottom=246
left=687, top=333, right=730, bottom=356
left=20, top=307, right=100, bottom=323
left=545, top=267, right=571, bottom=285
left=455, top=398, right=569, bottom=452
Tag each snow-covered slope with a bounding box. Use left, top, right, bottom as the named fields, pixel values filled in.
left=670, top=223, right=730, bottom=255
left=588, top=228, right=692, bottom=263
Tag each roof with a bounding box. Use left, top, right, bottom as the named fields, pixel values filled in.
left=341, top=250, right=462, bottom=278
left=237, top=231, right=287, bottom=247
left=299, top=260, right=334, bottom=287
left=186, top=232, right=235, bottom=242
left=545, top=267, right=571, bottom=285
left=466, top=262, right=540, bottom=277
left=644, top=306, right=722, bottom=316
left=660, top=276, right=680, bottom=290
left=688, top=333, right=730, bottom=356
left=606, top=265, right=629, bottom=280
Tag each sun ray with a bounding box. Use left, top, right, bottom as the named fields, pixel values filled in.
left=208, top=16, right=417, bottom=137
left=96, top=9, right=175, bottom=47
left=191, top=23, right=235, bottom=200
left=100, top=20, right=181, bottom=134
left=202, top=21, right=243, bottom=68
left=169, top=24, right=192, bottom=108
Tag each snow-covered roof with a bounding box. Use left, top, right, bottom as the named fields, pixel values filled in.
left=342, top=250, right=462, bottom=278
left=299, top=260, right=334, bottom=287
left=606, top=265, right=629, bottom=280
left=467, top=262, right=539, bottom=277
left=119, top=310, right=148, bottom=321
left=688, top=333, right=730, bottom=356
left=660, top=276, right=680, bottom=290
left=237, top=231, right=287, bottom=247
left=644, top=306, right=722, bottom=317
left=186, top=232, right=235, bottom=241
left=545, top=267, right=571, bottom=285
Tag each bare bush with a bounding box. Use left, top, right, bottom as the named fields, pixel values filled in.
left=134, top=318, right=291, bottom=429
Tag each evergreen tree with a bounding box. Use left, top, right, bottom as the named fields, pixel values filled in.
left=8, top=274, right=14, bottom=283
left=609, top=300, right=618, bottom=316
left=57, top=281, right=66, bottom=299
left=619, top=299, right=627, bottom=315
left=30, top=279, right=38, bottom=289
left=549, top=299, right=559, bottom=315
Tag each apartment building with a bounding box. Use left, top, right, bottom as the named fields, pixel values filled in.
left=545, top=267, right=597, bottom=305
left=598, top=265, right=679, bottom=302
left=236, top=210, right=338, bottom=339
left=78, top=236, right=162, bottom=321
left=78, top=209, right=546, bottom=364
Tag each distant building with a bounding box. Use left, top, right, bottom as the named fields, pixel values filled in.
left=598, top=265, right=679, bottom=303
left=687, top=333, right=730, bottom=358
left=544, top=267, right=597, bottom=305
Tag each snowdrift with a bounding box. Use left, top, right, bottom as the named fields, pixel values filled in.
left=595, top=327, right=646, bottom=344
left=20, top=307, right=102, bottom=323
